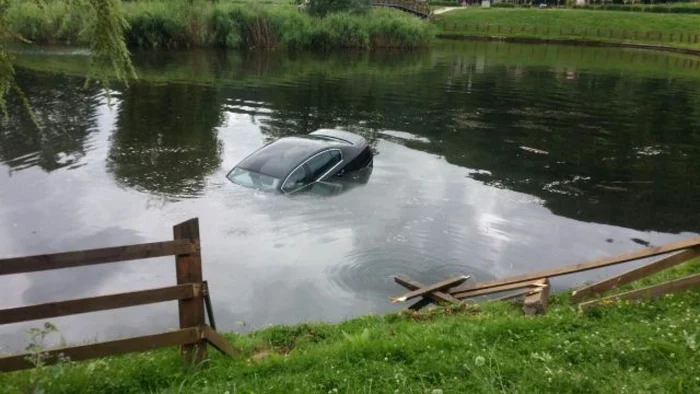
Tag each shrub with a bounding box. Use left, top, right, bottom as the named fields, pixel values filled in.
left=5, top=2, right=433, bottom=50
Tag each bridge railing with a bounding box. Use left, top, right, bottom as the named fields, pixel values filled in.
left=372, top=0, right=432, bottom=17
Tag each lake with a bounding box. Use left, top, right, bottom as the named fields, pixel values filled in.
left=1, top=41, right=699, bottom=351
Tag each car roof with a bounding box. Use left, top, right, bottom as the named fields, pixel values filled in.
left=236, top=136, right=345, bottom=179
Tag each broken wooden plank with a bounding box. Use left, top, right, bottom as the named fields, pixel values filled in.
left=448, top=236, right=700, bottom=295
left=407, top=297, right=433, bottom=311
left=0, top=284, right=199, bottom=325
left=0, top=240, right=197, bottom=276
left=490, top=289, right=535, bottom=303
left=571, top=248, right=698, bottom=303
left=522, top=279, right=550, bottom=315
left=452, top=279, right=545, bottom=299
left=202, top=325, right=239, bottom=357
left=394, top=276, right=461, bottom=304
left=579, top=273, right=700, bottom=310
left=389, top=275, right=470, bottom=303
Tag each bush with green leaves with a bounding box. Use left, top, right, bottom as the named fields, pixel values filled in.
left=5, top=1, right=433, bottom=50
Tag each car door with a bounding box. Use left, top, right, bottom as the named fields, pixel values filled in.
left=306, top=149, right=342, bottom=181
left=281, top=150, right=342, bottom=194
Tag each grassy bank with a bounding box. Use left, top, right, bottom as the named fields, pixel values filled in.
left=572, top=3, right=700, bottom=15
left=6, top=1, right=434, bottom=49
left=436, top=9, right=700, bottom=49
left=1, top=259, right=699, bottom=393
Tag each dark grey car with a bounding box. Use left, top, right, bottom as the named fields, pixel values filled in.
left=226, top=129, right=373, bottom=194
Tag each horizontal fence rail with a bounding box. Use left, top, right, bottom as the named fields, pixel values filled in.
left=0, top=284, right=201, bottom=325
left=0, top=218, right=237, bottom=373
left=0, top=328, right=201, bottom=372
left=0, top=239, right=198, bottom=276
left=579, top=273, right=700, bottom=310
left=571, top=248, right=699, bottom=303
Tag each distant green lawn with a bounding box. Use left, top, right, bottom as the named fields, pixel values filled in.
left=436, top=9, right=700, bottom=49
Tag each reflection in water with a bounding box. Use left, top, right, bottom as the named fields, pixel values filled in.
left=106, top=82, right=224, bottom=198
left=0, top=70, right=100, bottom=173
left=1, top=42, right=699, bottom=350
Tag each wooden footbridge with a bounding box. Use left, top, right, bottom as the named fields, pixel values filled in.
left=372, top=0, right=432, bottom=19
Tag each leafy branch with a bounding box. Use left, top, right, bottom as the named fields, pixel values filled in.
left=0, top=0, right=136, bottom=125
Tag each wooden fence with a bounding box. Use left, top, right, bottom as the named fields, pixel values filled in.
left=439, top=22, right=700, bottom=45
left=0, top=218, right=237, bottom=373
left=390, top=236, right=700, bottom=313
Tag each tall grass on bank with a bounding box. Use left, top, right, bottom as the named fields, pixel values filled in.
left=5, top=1, right=434, bottom=49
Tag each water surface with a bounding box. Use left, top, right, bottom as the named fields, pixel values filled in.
left=1, top=41, right=699, bottom=351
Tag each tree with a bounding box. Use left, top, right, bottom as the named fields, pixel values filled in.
left=0, top=0, right=135, bottom=125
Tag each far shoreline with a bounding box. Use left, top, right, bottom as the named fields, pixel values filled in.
left=437, top=33, right=700, bottom=57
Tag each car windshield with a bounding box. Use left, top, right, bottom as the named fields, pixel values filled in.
left=226, top=167, right=281, bottom=192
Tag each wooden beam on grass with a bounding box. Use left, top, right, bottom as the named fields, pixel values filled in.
left=579, top=273, right=700, bottom=310
left=522, top=279, right=550, bottom=315
left=389, top=275, right=470, bottom=303
left=489, top=288, right=536, bottom=303
left=0, top=328, right=200, bottom=372
left=452, top=279, right=546, bottom=300
left=394, top=275, right=461, bottom=308
left=0, top=284, right=200, bottom=325
left=571, top=248, right=698, bottom=303
left=0, top=240, right=197, bottom=276
left=448, top=236, right=700, bottom=295
left=202, top=325, right=240, bottom=357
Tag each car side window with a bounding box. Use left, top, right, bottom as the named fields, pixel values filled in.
left=282, top=166, right=310, bottom=193
left=306, top=150, right=342, bottom=180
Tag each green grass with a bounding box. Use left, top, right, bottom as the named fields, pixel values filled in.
left=5, top=0, right=434, bottom=49
left=573, top=3, right=700, bottom=15
left=1, top=259, right=698, bottom=393
left=436, top=9, right=700, bottom=49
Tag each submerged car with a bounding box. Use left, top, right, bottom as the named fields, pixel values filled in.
left=226, top=129, right=373, bottom=194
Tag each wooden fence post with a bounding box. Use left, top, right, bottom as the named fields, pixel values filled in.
left=173, top=218, right=207, bottom=365
left=522, top=278, right=550, bottom=315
